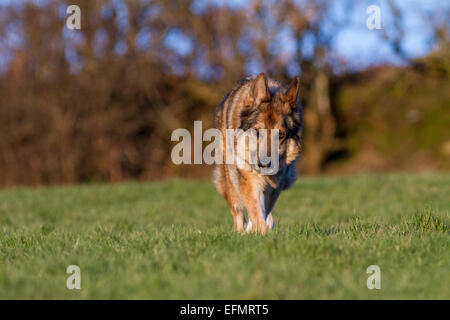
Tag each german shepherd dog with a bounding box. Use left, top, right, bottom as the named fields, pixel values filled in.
left=213, top=73, right=302, bottom=234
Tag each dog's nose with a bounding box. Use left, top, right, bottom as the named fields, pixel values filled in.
left=258, top=160, right=271, bottom=168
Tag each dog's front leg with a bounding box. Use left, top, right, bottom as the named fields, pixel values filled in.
left=243, top=197, right=266, bottom=234
left=231, top=208, right=246, bottom=232
left=244, top=193, right=267, bottom=233
left=263, top=189, right=280, bottom=231
left=239, top=175, right=267, bottom=234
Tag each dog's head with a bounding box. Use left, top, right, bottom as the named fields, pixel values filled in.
left=238, top=73, right=302, bottom=175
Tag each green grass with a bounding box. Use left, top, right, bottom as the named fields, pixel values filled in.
left=0, top=173, right=448, bottom=299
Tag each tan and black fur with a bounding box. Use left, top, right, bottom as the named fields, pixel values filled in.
left=213, top=73, right=302, bottom=234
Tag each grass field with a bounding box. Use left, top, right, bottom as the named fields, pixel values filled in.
left=0, top=173, right=448, bottom=299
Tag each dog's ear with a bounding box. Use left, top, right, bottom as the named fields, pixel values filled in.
left=249, top=73, right=270, bottom=106
left=283, top=77, right=300, bottom=107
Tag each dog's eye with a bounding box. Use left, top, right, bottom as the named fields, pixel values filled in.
left=278, top=130, right=286, bottom=140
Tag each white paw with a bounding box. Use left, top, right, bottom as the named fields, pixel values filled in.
left=266, top=214, right=274, bottom=230
left=245, top=220, right=253, bottom=233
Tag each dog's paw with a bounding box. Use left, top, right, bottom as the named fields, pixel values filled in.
left=245, top=220, right=253, bottom=233
left=266, top=213, right=275, bottom=230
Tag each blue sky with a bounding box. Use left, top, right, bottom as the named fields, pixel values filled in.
left=187, top=0, right=449, bottom=69
left=161, top=0, right=449, bottom=73
left=331, top=0, right=448, bottom=68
